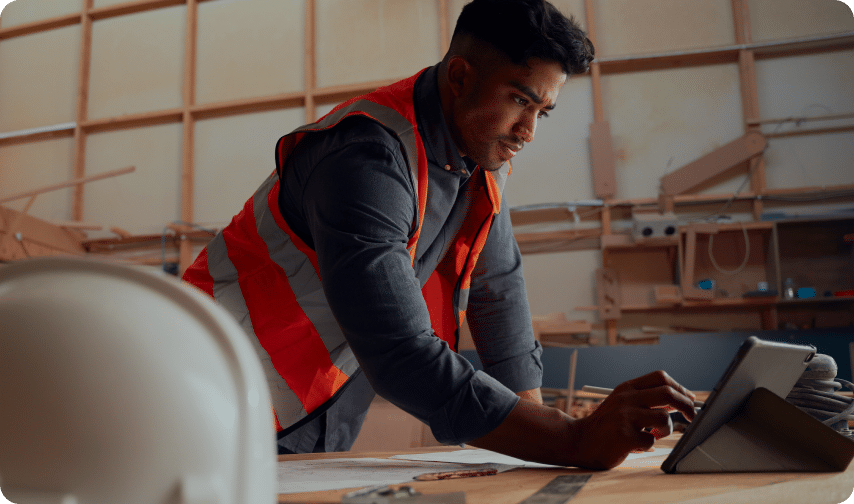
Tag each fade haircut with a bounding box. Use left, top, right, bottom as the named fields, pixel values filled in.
left=452, top=0, right=595, bottom=75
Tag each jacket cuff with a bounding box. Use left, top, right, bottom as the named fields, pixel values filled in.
left=427, top=370, right=520, bottom=445
left=481, top=341, right=543, bottom=393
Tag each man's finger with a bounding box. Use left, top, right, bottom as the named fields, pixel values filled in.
left=624, top=370, right=696, bottom=402
left=627, top=385, right=696, bottom=421
left=631, top=407, right=673, bottom=438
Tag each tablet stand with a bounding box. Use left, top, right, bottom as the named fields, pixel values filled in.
left=675, top=387, right=854, bottom=473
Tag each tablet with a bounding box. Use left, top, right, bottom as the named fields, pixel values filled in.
left=661, top=336, right=816, bottom=473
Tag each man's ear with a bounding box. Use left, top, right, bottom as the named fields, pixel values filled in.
left=446, top=55, right=473, bottom=98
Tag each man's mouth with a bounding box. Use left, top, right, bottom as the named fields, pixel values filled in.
left=499, top=141, right=523, bottom=160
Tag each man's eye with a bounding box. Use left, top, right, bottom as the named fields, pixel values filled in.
left=514, top=96, right=528, bottom=106
left=537, top=110, right=549, bottom=119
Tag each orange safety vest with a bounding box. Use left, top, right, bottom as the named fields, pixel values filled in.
left=183, top=69, right=508, bottom=433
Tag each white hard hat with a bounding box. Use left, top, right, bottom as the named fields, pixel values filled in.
left=0, top=257, right=276, bottom=504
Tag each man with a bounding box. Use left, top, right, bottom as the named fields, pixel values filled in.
left=184, top=0, right=696, bottom=470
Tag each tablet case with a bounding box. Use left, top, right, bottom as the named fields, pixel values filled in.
left=675, top=387, right=854, bottom=472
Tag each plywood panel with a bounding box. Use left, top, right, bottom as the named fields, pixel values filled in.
left=0, top=25, right=80, bottom=132
left=0, top=0, right=81, bottom=27
left=520, top=250, right=598, bottom=323
left=88, top=5, right=185, bottom=120
left=316, top=0, right=440, bottom=87
left=192, top=108, right=304, bottom=226
left=755, top=51, right=854, bottom=121
left=602, top=65, right=744, bottom=199
left=592, top=0, right=735, bottom=57
left=749, top=0, right=854, bottom=43
left=84, top=124, right=183, bottom=235
left=196, top=0, right=305, bottom=105
left=754, top=50, right=854, bottom=190
left=0, top=137, right=76, bottom=222
left=763, top=131, right=854, bottom=190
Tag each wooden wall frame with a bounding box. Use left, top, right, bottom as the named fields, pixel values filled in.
left=2, top=0, right=852, bottom=281
left=0, top=0, right=454, bottom=273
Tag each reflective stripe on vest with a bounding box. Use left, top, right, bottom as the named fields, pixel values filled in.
left=183, top=69, right=508, bottom=432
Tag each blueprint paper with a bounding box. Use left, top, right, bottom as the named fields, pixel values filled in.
left=390, top=447, right=672, bottom=468
left=277, top=457, right=509, bottom=494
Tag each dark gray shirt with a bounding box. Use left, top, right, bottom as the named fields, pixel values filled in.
left=275, top=64, right=543, bottom=452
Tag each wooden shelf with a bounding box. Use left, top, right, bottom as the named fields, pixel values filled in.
left=584, top=216, right=853, bottom=335
left=595, top=31, right=854, bottom=74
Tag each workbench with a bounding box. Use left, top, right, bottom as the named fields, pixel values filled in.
left=276, top=435, right=854, bottom=504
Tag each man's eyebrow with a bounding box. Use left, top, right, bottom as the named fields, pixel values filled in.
left=511, top=81, right=556, bottom=110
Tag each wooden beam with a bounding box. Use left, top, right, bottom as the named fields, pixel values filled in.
left=54, top=221, right=103, bottom=231
left=0, top=206, right=87, bottom=258
left=439, top=0, right=451, bottom=54
left=583, top=0, right=604, bottom=122
left=660, top=132, right=766, bottom=196
left=87, top=0, right=185, bottom=21
left=731, top=0, right=766, bottom=220
left=191, top=93, right=305, bottom=120
left=0, top=166, right=135, bottom=204
left=595, top=267, right=621, bottom=321
left=747, top=112, right=854, bottom=126
left=595, top=32, right=854, bottom=75
left=178, top=0, right=199, bottom=275
left=0, top=13, right=80, bottom=40
left=82, top=108, right=185, bottom=132
left=304, top=0, right=317, bottom=124
left=589, top=121, right=616, bottom=199
left=72, top=2, right=94, bottom=221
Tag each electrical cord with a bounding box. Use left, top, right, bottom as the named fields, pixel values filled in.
left=707, top=222, right=750, bottom=275
left=786, top=354, right=854, bottom=437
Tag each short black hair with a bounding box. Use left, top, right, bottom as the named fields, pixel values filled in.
left=452, top=0, right=595, bottom=75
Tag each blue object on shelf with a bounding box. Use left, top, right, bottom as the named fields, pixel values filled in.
left=698, top=279, right=715, bottom=290
left=797, top=287, right=816, bottom=299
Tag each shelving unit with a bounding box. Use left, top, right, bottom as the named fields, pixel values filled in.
left=520, top=213, right=854, bottom=344
left=508, top=0, right=854, bottom=345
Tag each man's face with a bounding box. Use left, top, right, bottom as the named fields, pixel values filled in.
left=452, top=57, right=567, bottom=171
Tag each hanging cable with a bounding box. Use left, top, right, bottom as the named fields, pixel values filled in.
left=707, top=222, right=750, bottom=275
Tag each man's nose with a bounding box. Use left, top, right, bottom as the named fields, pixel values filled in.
left=515, top=112, right=537, bottom=143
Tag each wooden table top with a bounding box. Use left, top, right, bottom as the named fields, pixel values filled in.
left=276, top=436, right=854, bottom=504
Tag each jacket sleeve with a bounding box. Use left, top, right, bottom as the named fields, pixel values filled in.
left=282, top=122, right=519, bottom=445
left=465, top=198, right=544, bottom=394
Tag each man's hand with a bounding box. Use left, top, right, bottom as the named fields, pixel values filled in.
left=568, top=370, right=696, bottom=469
left=471, top=370, right=695, bottom=470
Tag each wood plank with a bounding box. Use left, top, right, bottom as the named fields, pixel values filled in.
left=72, top=2, right=93, bottom=221
left=596, top=267, right=621, bottom=320
left=0, top=206, right=86, bottom=257
left=190, top=93, right=305, bottom=120
left=82, top=108, right=185, bottom=132
left=439, top=0, right=450, bottom=54
left=589, top=121, right=615, bottom=199
left=595, top=32, right=854, bottom=75
left=87, top=0, right=185, bottom=21
left=0, top=166, right=135, bottom=204
left=304, top=0, right=316, bottom=124
left=660, top=132, right=766, bottom=195
left=0, top=13, right=80, bottom=40
left=179, top=0, right=198, bottom=275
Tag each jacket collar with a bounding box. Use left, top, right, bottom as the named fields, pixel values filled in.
left=413, top=65, right=470, bottom=176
